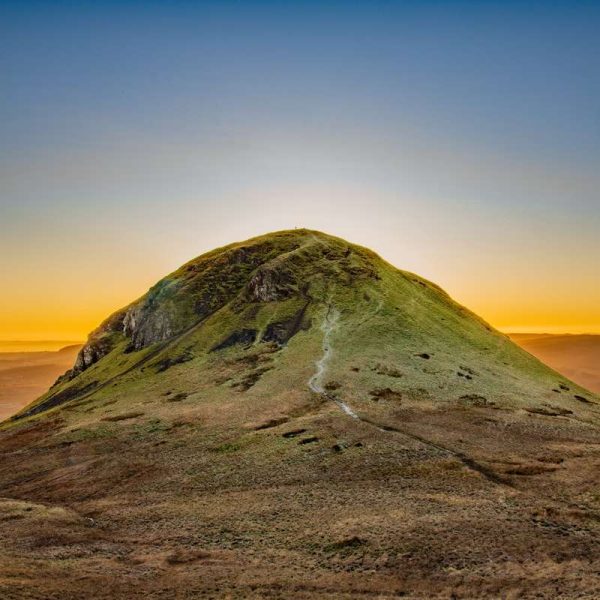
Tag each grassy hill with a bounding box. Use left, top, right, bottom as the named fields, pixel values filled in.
left=13, top=229, right=596, bottom=425
left=1, top=230, right=600, bottom=599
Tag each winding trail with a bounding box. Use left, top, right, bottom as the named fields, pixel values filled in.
left=308, top=305, right=358, bottom=419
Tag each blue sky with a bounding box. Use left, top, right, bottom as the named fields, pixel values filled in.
left=1, top=1, right=599, bottom=337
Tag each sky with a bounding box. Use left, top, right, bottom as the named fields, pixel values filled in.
left=1, top=0, right=599, bottom=341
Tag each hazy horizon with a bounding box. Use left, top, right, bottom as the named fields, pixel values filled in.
left=0, top=340, right=83, bottom=353
left=3, top=329, right=600, bottom=354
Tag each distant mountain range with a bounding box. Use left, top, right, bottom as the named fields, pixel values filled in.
left=0, top=344, right=82, bottom=421
left=0, top=340, right=82, bottom=353
left=510, top=333, right=600, bottom=394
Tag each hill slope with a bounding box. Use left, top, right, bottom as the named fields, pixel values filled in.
left=2, top=230, right=600, bottom=599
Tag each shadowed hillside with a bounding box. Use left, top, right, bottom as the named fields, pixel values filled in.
left=1, top=230, right=599, bottom=599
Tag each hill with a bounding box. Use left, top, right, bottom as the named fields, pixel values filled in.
left=510, top=333, right=600, bottom=394
left=1, top=230, right=600, bottom=599
left=0, top=345, right=82, bottom=421
left=0, top=340, right=82, bottom=352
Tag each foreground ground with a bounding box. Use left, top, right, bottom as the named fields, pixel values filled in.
left=2, top=380, right=600, bottom=599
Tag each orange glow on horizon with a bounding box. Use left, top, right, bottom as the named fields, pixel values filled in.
left=1, top=246, right=598, bottom=341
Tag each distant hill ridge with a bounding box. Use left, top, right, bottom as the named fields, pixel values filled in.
left=0, top=344, right=82, bottom=421
left=0, top=341, right=82, bottom=353
left=511, top=333, right=600, bottom=394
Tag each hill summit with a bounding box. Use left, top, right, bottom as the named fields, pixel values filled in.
left=17, top=229, right=596, bottom=422
left=2, top=229, right=600, bottom=599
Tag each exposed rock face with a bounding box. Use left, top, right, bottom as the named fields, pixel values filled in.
left=69, top=312, right=127, bottom=378
left=70, top=295, right=180, bottom=377
left=246, top=267, right=298, bottom=302
left=74, top=336, right=115, bottom=372
left=122, top=280, right=179, bottom=351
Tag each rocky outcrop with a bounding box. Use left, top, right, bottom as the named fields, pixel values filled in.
left=123, top=302, right=175, bottom=351
left=68, top=311, right=127, bottom=378
left=246, top=267, right=298, bottom=302
left=74, top=331, right=119, bottom=372
left=69, top=279, right=187, bottom=376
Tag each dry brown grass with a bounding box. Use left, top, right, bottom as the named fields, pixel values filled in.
left=1, top=395, right=600, bottom=599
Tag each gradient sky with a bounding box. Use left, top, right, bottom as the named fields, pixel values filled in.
left=1, top=0, right=599, bottom=340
